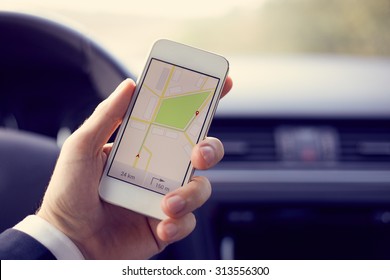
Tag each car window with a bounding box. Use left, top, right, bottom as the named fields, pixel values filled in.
left=4, top=0, right=389, bottom=118
left=4, top=0, right=390, bottom=74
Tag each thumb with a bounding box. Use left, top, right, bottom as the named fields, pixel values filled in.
left=73, top=79, right=136, bottom=150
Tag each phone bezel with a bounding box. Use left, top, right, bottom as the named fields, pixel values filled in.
left=99, top=39, right=229, bottom=219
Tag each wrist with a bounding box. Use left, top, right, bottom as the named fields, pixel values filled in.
left=36, top=207, right=90, bottom=259
left=14, top=215, right=85, bottom=259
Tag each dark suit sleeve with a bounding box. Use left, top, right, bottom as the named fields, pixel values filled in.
left=0, top=229, right=56, bottom=260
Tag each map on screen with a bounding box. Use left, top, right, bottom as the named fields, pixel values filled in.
left=108, top=58, right=219, bottom=194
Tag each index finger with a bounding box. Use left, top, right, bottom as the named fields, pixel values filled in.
left=220, top=76, right=233, bottom=99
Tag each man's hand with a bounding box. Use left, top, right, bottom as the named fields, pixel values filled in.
left=37, top=77, right=233, bottom=259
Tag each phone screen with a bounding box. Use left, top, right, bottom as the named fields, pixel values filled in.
left=107, top=58, right=220, bottom=195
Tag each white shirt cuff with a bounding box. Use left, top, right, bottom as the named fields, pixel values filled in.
left=13, top=215, right=85, bottom=260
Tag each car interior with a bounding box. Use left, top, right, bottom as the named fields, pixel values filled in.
left=1, top=6, right=389, bottom=260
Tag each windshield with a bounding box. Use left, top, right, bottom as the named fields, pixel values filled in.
left=4, top=0, right=390, bottom=74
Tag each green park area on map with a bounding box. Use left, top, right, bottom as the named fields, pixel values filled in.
left=154, top=91, right=211, bottom=130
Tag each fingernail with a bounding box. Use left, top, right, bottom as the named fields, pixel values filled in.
left=166, top=195, right=186, bottom=214
left=164, top=223, right=179, bottom=239
left=200, top=145, right=215, bottom=166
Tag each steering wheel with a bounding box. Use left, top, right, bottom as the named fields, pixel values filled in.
left=0, top=11, right=135, bottom=232
left=0, top=11, right=135, bottom=138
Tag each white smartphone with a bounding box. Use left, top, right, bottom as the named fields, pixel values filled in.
left=99, top=39, right=229, bottom=219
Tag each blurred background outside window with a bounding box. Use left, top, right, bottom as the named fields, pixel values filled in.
left=3, top=0, right=390, bottom=75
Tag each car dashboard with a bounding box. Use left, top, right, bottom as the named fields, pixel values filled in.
left=159, top=56, right=390, bottom=260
